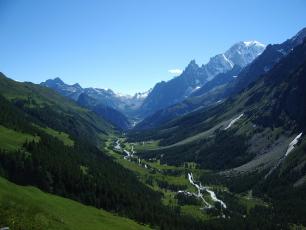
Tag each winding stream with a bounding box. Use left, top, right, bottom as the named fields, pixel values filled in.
left=113, top=139, right=227, bottom=211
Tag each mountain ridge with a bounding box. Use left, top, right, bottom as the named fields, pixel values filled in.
left=138, top=40, right=265, bottom=117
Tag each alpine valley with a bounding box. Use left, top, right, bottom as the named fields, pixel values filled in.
left=1, top=24, right=306, bottom=230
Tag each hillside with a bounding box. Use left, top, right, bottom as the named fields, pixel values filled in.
left=0, top=74, right=211, bottom=230
left=0, top=176, right=149, bottom=230
left=0, top=73, right=113, bottom=144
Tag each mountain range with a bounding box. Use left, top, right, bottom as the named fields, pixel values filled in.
left=137, top=41, right=265, bottom=117
left=135, top=27, right=306, bottom=130
left=41, top=77, right=151, bottom=129
left=42, top=40, right=265, bottom=126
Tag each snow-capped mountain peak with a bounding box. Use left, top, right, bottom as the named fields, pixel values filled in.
left=243, top=40, right=266, bottom=48
left=183, top=60, right=200, bottom=74
left=203, top=40, right=265, bottom=81
left=222, top=40, right=266, bottom=71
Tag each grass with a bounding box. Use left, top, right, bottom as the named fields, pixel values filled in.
left=180, top=205, right=211, bottom=221
left=146, top=160, right=179, bottom=170
left=238, top=190, right=267, bottom=213
left=133, top=140, right=160, bottom=152
left=0, top=125, right=39, bottom=151
left=0, top=176, right=150, bottom=230
left=34, top=125, right=74, bottom=146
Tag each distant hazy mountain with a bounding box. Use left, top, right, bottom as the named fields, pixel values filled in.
left=41, top=78, right=149, bottom=129
left=77, top=93, right=131, bottom=130
left=138, top=41, right=265, bottom=117
left=41, top=77, right=83, bottom=100
left=41, top=78, right=148, bottom=113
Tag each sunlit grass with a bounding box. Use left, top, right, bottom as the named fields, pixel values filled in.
left=0, top=125, right=39, bottom=151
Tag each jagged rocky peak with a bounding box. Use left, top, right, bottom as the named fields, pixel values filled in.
left=72, top=83, right=82, bottom=89
left=43, top=77, right=64, bottom=86
left=289, top=27, right=306, bottom=46
left=183, top=60, right=200, bottom=74
left=42, top=77, right=82, bottom=91
left=53, top=77, right=64, bottom=83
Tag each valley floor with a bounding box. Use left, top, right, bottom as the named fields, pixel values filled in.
left=104, top=136, right=267, bottom=222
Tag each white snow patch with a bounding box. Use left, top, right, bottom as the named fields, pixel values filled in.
left=191, top=86, right=201, bottom=93
left=222, top=54, right=234, bottom=68
left=243, top=41, right=266, bottom=48
left=224, top=114, right=244, bottom=130
left=265, top=133, right=303, bottom=179
left=285, top=132, right=303, bottom=156
left=216, top=100, right=223, bottom=104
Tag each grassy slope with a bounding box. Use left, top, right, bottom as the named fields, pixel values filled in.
left=0, top=176, right=150, bottom=230
left=34, top=125, right=74, bottom=146
left=0, top=125, right=39, bottom=151
left=0, top=124, right=73, bottom=151
left=0, top=74, right=114, bottom=140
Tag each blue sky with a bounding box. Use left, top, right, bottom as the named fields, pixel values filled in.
left=0, top=0, right=306, bottom=94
